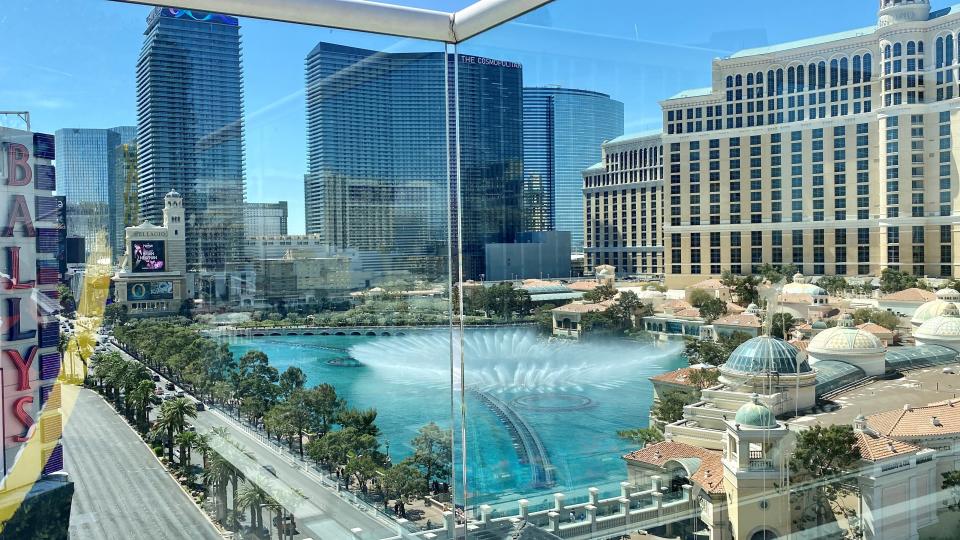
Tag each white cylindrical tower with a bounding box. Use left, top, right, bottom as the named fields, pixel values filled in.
left=163, top=190, right=186, bottom=273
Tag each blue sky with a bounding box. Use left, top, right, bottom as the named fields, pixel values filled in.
left=2, top=0, right=950, bottom=233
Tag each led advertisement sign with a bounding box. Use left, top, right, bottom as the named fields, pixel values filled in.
left=131, top=240, right=165, bottom=273
left=127, top=281, right=174, bottom=301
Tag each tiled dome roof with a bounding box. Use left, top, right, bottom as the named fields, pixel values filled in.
left=781, top=273, right=827, bottom=297
left=911, top=299, right=958, bottom=325
left=722, top=336, right=811, bottom=375
left=808, top=315, right=883, bottom=354
left=734, top=394, right=778, bottom=428
left=915, top=309, right=960, bottom=340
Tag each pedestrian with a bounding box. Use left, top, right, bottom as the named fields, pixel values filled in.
left=569, top=511, right=575, bottom=522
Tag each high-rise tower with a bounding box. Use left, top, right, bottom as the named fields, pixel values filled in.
left=304, top=43, right=523, bottom=281
left=55, top=126, right=136, bottom=261
left=136, top=7, right=245, bottom=271
left=522, top=87, right=623, bottom=252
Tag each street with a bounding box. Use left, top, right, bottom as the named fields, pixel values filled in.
left=109, top=343, right=400, bottom=540
left=64, top=388, right=222, bottom=540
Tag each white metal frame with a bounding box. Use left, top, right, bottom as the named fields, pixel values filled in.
left=110, top=0, right=553, bottom=43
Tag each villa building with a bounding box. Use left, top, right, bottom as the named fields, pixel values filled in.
left=656, top=0, right=960, bottom=288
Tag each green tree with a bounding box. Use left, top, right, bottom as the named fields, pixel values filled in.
left=175, top=430, right=200, bottom=471
left=879, top=267, right=922, bottom=293
left=688, top=288, right=712, bottom=308
left=410, top=422, right=452, bottom=487
left=382, top=460, right=428, bottom=502
left=56, top=283, right=76, bottom=316
left=127, top=379, right=157, bottom=432
left=278, top=366, right=306, bottom=400
left=698, top=297, right=727, bottom=323
left=816, top=275, right=848, bottom=295
left=582, top=283, right=617, bottom=303
left=756, top=263, right=784, bottom=284
left=943, top=471, right=960, bottom=510
left=235, top=481, right=270, bottom=533
left=152, top=397, right=197, bottom=464
left=684, top=339, right=730, bottom=367
left=533, top=303, right=557, bottom=334
left=616, top=427, right=664, bottom=448
left=103, top=303, right=129, bottom=326
left=852, top=307, right=901, bottom=331
left=720, top=272, right=761, bottom=306
left=311, top=383, right=344, bottom=437
left=235, top=350, right=279, bottom=424
left=790, top=425, right=861, bottom=529
left=688, top=368, right=720, bottom=389
left=769, top=312, right=797, bottom=339
left=651, top=392, right=689, bottom=425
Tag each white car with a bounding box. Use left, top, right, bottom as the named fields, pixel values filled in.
left=944, top=367, right=956, bottom=374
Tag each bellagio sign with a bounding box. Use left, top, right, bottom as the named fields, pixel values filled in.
left=0, top=128, right=62, bottom=477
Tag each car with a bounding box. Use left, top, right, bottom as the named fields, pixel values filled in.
left=175, top=390, right=185, bottom=398
left=195, top=401, right=206, bottom=411
left=944, top=367, right=956, bottom=374
left=154, top=387, right=163, bottom=396
left=162, top=392, right=175, bottom=400
left=165, top=382, right=175, bottom=391
left=263, top=465, right=277, bottom=477
left=152, top=374, right=160, bottom=382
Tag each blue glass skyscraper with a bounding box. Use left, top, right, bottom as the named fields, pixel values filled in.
left=304, top=43, right=523, bottom=281
left=136, top=8, right=245, bottom=271
left=522, top=87, right=623, bottom=253
left=55, top=126, right=136, bottom=261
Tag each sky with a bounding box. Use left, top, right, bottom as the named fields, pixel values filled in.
left=2, top=0, right=952, bottom=234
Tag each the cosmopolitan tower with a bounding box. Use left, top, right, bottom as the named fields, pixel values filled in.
left=136, top=7, right=245, bottom=271
left=304, top=43, right=523, bottom=281
left=522, top=87, right=623, bottom=252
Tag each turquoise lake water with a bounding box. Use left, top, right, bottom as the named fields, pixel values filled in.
left=227, top=326, right=685, bottom=508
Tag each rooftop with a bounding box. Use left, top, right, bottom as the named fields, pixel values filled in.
left=881, top=287, right=937, bottom=303
left=713, top=312, right=761, bottom=328
left=649, top=366, right=715, bottom=386
left=623, top=441, right=724, bottom=493
left=666, top=86, right=712, bottom=101
left=854, top=431, right=921, bottom=462
left=551, top=300, right=613, bottom=314
left=604, top=129, right=662, bottom=145
left=867, top=399, right=960, bottom=439
left=729, top=25, right=876, bottom=59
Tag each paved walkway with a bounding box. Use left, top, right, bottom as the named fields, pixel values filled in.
left=65, top=388, right=222, bottom=540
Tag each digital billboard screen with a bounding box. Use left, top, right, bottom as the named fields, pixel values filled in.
left=127, top=281, right=174, bottom=301
left=132, top=240, right=166, bottom=273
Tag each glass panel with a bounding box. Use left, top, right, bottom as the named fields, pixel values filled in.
left=2, top=3, right=456, bottom=539
left=6, top=1, right=960, bottom=540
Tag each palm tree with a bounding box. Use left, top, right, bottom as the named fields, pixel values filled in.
left=127, top=379, right=156, bottom=432
left=175, top=431, right=200, bottom=471
left=235, top=480, right=270, bottom=534
left=152, top=398, right=197, bottom=463
left=203, top=451, right=234, bottom=524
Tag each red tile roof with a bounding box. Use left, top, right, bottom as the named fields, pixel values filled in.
left=713, top=312, right=761, bottom=328
left=856, top=322, right=894, bottom=337
left=623, top=441, right=724, bottom=494
left=551, top=300, right=613, bottom=314
left=649, top=367, right=717, bottom=386
left=568, top=281, right=600, bottom=291
left=880, top=288, right=937, bottom=303
left=690, top=278, right=727, bottom=290
left=854, top=431, right=921, bottom=462
left=866, top=399, right=960, bottom=439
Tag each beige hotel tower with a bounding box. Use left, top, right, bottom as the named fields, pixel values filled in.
left=586, top=0, right=960, bottom=287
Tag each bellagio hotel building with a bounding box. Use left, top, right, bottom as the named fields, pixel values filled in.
left=586, top=0, right=960, bottom=287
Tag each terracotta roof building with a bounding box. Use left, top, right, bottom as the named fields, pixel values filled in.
left=623, top=441, right=725, bottom=494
